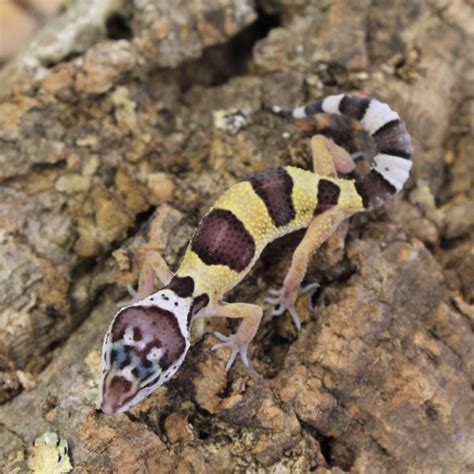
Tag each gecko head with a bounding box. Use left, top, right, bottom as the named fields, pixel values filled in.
left=99, top=289, right=192, bottom=415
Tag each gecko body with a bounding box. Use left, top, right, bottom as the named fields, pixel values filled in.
left=99, top=94, right=413, bottom=414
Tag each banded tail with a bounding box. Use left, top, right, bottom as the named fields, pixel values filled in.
left=273, top=94, right=413, bottom=209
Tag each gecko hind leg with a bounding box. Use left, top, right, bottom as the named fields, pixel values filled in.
left=265, top=208, right=348, bottom=330
left=195, top=301, right=263, bottom=371
left=265, top=136, right=355, bottom=326
left=311, top=135, right=355, bottom=177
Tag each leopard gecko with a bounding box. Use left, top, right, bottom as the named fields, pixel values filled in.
left=99, top=94, right=413, bottom=414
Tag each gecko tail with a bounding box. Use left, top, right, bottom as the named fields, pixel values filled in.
left=273, top=94, right=413, bottom=209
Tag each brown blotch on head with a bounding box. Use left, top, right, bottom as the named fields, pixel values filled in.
left=111, top=306, right=186, bottom=370
left=133, top=327, right=142, bottom=341
left=102, top=375, right=135, bottom=414
left=111, top=325, right=126, bottom=343
left=109, top=375, right=132, bottom=395
left=248, top=167, right=296, bottom=227
left=191, top=209, right=255, bottom=272
left=138, top=340, right=161, bottom=361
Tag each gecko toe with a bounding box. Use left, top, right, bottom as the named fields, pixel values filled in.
left=212, top=341, right=230, bottom=351
left=212, top=332, right=250, bottom=371
left=213, top=332, right=230, bottom=343
left=265, top=282, right=318, bottom=330
left=301, top=282, right=320, bottom=294
left=270, top=305, right=286, bottom=316
left=225, top=350, right=238, bottom=371
left=288, top=306, right=302, bottom=331
left=264, top=296, right=280, bottom=305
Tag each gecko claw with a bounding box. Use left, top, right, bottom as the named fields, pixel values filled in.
left=266, top=289, right=302, bottom=331
left=264, top=296, right=280, bottom=305
left=270, top=305, right=286, bottom=317
left=264, top=287, right=283, bottom=305
left=265, top=283, right=320, bottom=331
left=301, top=282, right=320, bottom=312
left=301, top=282, right=320, bottom=295
left=212, top=332, right=250, bottom=371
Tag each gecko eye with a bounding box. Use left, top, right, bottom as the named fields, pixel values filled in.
left=99, top=296, right=190, bottom=415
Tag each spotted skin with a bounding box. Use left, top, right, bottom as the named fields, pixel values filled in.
left=167, top=275, right=195, bottom=298
left=99, top=94, right=413, bottom=414
left=100, top=292, right=192, bottom=415
left=248, top=167, right=296, bottom=226
left=110, top=306, right=185, bottom=365
left=177, top=167, right=362, bottom=297
left=191, top=209, right=256, bottom=272
left=315, top=179, right=341, bottom=215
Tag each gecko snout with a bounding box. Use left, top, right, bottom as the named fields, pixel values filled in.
left=99, top=291, right=191, bottom=414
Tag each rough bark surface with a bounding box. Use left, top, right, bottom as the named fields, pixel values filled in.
left=0, top=0, right=473, bottom=472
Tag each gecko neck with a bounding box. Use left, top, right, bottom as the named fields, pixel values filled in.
left=165, top=273, right=210, bottom=325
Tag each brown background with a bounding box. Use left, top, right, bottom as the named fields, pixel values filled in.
left=0, top=0, right=473, bottom=472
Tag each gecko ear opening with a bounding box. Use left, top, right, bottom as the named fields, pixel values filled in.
left=99, top=303, right=189, bottom=414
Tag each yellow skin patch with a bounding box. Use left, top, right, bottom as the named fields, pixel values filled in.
left=177, top=250, right=238, bottom=298
left=177, top=166, right=363, bottom=299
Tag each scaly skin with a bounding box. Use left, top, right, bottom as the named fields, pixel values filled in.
left=98, top=94, right=413, bottom=414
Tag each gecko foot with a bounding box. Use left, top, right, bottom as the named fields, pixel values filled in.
left=265, top=283, right=320, bottom=331
left=212, top=332, right=250, bottom=371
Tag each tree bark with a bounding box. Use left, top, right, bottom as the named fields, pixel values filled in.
left=0, top=0, right=472, bottom=472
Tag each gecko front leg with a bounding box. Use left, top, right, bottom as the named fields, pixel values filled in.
left=195, top=301, right=263, bottom=371
left=118, top=248, right=174, bottom=307
left=137, top=248, right=174, bottom=297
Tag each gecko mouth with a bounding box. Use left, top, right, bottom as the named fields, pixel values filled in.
left=101, top=374, right=137, bottom=414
